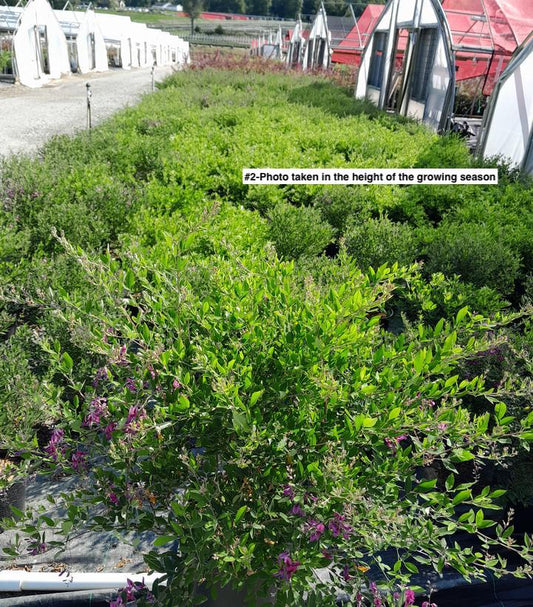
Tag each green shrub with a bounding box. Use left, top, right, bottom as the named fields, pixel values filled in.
left=424, top=223, right=521, bottom=295
left=344, top=216, right=417, bottom=270
left=267, top=202, right=333, bottom=260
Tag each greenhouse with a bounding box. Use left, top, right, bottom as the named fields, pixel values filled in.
left=0, top=0, right=70, bottom=88
left=355, top=0, right=455, bottom=132
left=94, top=12, right=135, bottom=68
left=285, top=18, right=305, bottom=67
left=477, top=33, right=533, bottom=173
left=54, top=8, right=108, bottom=74
left=302, top=3, right=331, bottom=70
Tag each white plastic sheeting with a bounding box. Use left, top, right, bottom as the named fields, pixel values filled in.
left=478, top=34, right=533, bottom=174
left=303, top=3, right=331, bottom=70
left=54, top=8, right=108, bottom=74
left=286, top=18, right=304, bottom=67
left=355, top=0, right=455, bottom=131
left=5, top=0, right=70, bottom=88
left=0, top=3, right=187, bottom=86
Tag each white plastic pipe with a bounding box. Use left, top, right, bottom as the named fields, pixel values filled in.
left=0, top=570, right=163, bottom=592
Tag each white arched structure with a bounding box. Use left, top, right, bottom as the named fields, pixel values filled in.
left=1, top=0, right=70, bottom=88
left=94, top=13, right=134, bottom=68
left=303, top=3, right=331, bottom=70
left=355, top=0, right=455, bottom=132
left=54, top=8, right=107, bottom=74
left=477, top=34, right=533, bottom=175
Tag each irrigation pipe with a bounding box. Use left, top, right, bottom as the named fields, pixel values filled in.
left=0, top=570, right=163, bottom=592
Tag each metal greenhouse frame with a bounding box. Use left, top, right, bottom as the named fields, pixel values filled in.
left=0, top=0, right=70, bottom=88
left=54, top=8, right=108, bottom=74
left=355, top=0, right=455, bottom=131
left=303, top=3, right=331, bottom=70
left=477, top=33, right=533, bottom=174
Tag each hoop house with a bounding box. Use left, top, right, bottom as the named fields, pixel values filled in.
left=477, top=33, right=533, bottom=173
left=0, top=6, right=18, bottom=81
left=94, top=13, right=134, bottom=68
left=332, top=4, right=383, bottom=66
left=0, top=0, right=70, bottom=88
left=303, top=3, right=331, bottom=70
left=442, top=0, right=533, bottom=95
left=286, top=19, right=305, bottom=67
left=54, top=8, right=107, bottom=74
left=355, top=0, right=455, bottom=132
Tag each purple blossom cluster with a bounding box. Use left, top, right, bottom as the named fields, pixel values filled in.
left=109, top=578, right=155, bottom=606
left=44, top=428, right=65, bottom=461
left=274, top=551, right=300, bottom=581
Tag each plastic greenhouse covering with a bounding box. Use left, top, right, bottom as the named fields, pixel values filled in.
left=303, top=3, right=331, bottom=70
left=355, top=0, right=455, bottom=132
left=477, top=33, right=533, bottom=174
left=54, top=8, right=108, bottom=74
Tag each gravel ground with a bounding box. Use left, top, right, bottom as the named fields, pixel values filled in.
left=0, top=66, right=176, bottom=158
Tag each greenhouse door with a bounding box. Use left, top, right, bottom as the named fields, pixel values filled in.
left=34, top=25, right=50, bottom=76
left=88, top=32, right=96, bottom=70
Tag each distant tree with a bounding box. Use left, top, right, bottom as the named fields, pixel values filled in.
left=207, top=0, right=245, bottom=12
left=183, top=0, right=204, bottom=34
left=301, top=0, right=314, bottom=20
left=246, top=0, right=271, bottom=16
left=270, top=0, right=301, bottom=19
left=319, top=0, right=348, bottom=16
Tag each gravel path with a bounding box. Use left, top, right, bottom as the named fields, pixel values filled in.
left=0, top=66, right=176, bottom=157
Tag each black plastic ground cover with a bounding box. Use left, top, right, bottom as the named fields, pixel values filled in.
left=431, top=576, right=533, bottom=607
left=0, top=589, right=115, bottom=607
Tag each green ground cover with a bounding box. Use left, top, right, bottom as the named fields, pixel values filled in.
left=1, top=58, right=533, bottom=605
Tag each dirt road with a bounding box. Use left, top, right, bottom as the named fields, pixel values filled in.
left=0, top=65, right=175, bottom=157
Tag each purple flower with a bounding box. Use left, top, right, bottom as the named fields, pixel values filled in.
left=370, top=582, right=378, bottom=595
left=282, top=484, right=295, bottom=500
left=124, top=405, right=147, bottom=434
left=109, top=597, right=124, bottom=607
left=290, top=503, right=305, bottom=517
left=404, top=589, right=416, bottom=606
left=274, top=551, right=300, bottom=581
left=71, top=450, right=87, bottom=472
left=328, top=513, right=352, bottom=539
left=92, top=366, right=108, bottom=387
left=172, top=378, right=182, bottom=390
left=44, top=428, right=64, bottom=461
left=421, top=602, right=437, bottom=607
left=148, top=365, right=157, bottom=380
left=103, top=422, right=117, bottom=440
left=321, top=548, right=333, bottom=560
left=108, top=492, right=119, bottom=505
left=27, top=541, right=47, bottom=556
left=305, top=519, right=325, bottom=542
left=83, top=397, right=108, bottom=427
left=125, top=378, right=137, bottom=393
left=341, top=564, right=351, bottom=582
left=438, top=422, right=448, bottom=432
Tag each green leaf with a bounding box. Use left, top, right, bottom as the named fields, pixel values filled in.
left=405, top=562, right=419, bottom=574
left=125, top=269, right=135, bottom=290
left=250, top=390, right=263, bottom=406
left=453, top=490, right=471, bottom=506
left=61, top=352, right=73, bottom=373
left=176, top=395, right=190, bottom=411
left=388, top=407, right=401, bottom=420
left=153, top=535, right=176, bottom=546
left=362, top=417, right=377, bottom=428
left=445, top=473, right=455, bottom=491
left=456, top=306, right=469, bottom=324
left=234, top=506, right=247, bottom=524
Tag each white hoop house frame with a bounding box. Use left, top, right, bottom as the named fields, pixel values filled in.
left=477, top=33, right=533, bottom=175
left=0, top=0, right=70, bottom=88
left=355, top=0, right=455, bottom=132
left=286, top=18, right=305, bottom=67
left=54, top=8, right=108, bottom=74
left=303, top=3, right=331, bottom=71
